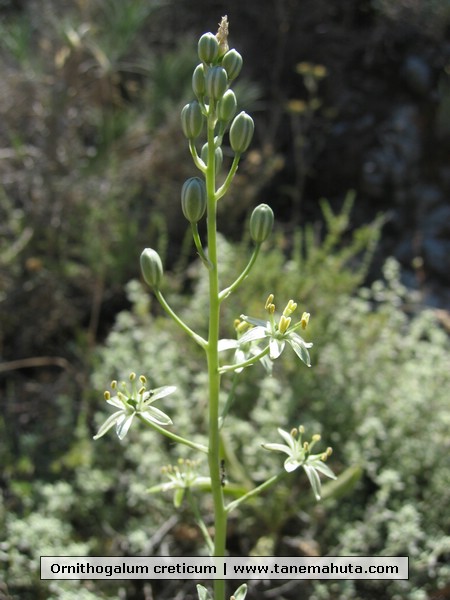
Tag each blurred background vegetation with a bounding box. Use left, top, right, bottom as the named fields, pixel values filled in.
left=0, top=1, right=449, bottom=599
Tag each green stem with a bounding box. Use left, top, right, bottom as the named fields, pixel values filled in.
left=225, top=471, right=287, bottom=514
left=219, top=244, right=261, bottom=301
left=218, top=345, right=270, bottom=375
left=189, top=139, right=206, bottom=172
left=186, top=489, right=214, bottom=554
left=154, top=289, right=207, bottom=349
left=191, top=222, right=212, bottom=269
left=219, top=373, right=239, bottom=428
left=215, top=154, right=240, bottom=201
left=136, top=414, right=208, bottom=453
left=205, top=105, right=227, bottom=600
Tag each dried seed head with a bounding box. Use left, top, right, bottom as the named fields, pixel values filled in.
left=216, top=15, right=229, bottom=56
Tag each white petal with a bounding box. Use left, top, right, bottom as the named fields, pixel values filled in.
left=262, top=442, right=291, bottom=454
left=149, top=385, right=177, bottom=401
left=284, top=457, right=301, bottom=472
left=269, top=338, right=284, bottom=359
left=310, top=460, right=336, bottom=480
left=238, top=327, right=267, bottom=344
left=277, top=427, right=296, bottom=450
left=240, top=315, right=269, bottom=328
left=287, top=335, right=312, bottom=366
left=116, top=412, right=135, bottom=440
left=107, top=396, right=125, bottom=409
left=141, top=406, right=173, bottom=426
left=93, top=410, right=124, bottom=440
left=303, top=465, right=322, bottom=500
left=218, top=339, right=239, bottom=351
left=289, top=332, right=313, bottom=348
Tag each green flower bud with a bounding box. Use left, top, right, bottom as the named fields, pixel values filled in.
left=217, top=89, right=237, bottom=123
left=198, top=32, right=219, bottom=64
left=181, top=101, right=204, bottom=139
left=249, top=204, right=274, bottom=244
left=205, top=66, right=228, bottom=101
left=140, top=248, right=163, bottom=289
left=229, top=111, right=254, bottom=154
left=181, top=177, right=207, bottom=223
left=201, top=144, right=223, bottom=175
left=192, top=64, right=206, bottom=98
left=222, top=49, right=243, bottom=80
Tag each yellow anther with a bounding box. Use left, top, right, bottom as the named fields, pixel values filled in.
left=265, top=294, right=275, bottom=309
left=313, top=64, right=328, bottom=78
left=111, top=380, right=118, bottom=389
left=303, top=441, right=309, bottom=451
left=236, top=320, right=250, bottom=334
left=139, top=375, right=147, bottom=384
left=104, top=391, right=111, bottom=401
left=129, top=372, right=136, bottom=381
left=312, top=434, right=321, bottom=442
left=278, top=315, right=291, bottom=334
left=300, top=311, right=310, bottom=330
left=290, top=427, right=298, bottom=438
left=283, top=299, right=297, bottom=317
left=299, top=425, right=305, bottom=434
left=234, top=318, right=241, bottom=330
left=268, top=303, right=275, bottom=314
left=326, top=447, right=333, bottom=456
left=138, top=386, right=146, bottom=395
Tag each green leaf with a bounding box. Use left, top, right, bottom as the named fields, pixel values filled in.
left=320, top=465, right=363, bottom=501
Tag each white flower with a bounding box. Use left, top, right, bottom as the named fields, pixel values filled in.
left=94, top=374, right=175, bottom=441
left=263, top=427, right=336, bottom=500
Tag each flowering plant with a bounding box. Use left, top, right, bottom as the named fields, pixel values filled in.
left=93, top=16, right=336, bottom=600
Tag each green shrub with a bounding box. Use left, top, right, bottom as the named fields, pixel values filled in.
left=89, top=252, right=449, bottom=599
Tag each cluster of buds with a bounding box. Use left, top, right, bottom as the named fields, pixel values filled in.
left=181, top=15, right=255, bottom=178
left=139, top=17, right=274, bottom=292
left=181, top=16, right=252, bottom=156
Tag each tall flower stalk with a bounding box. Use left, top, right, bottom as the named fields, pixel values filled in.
left=94, top=17, right=336, bottom=600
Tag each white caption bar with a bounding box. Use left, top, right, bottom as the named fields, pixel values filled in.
left=41, top=556, right=408, bottom=580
